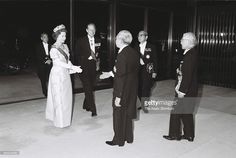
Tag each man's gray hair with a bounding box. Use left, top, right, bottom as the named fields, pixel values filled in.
left=139, top=30, right=148, bottom=36
left=183, top=32, right=197, bottom=46
left=117, top=30, right=133, bottom=45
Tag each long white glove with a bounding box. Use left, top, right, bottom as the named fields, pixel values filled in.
left=99, top=71, right=114, bottom=79
left=71, top=65, right=83, bottom=74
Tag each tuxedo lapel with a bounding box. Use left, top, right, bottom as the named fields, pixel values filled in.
left=41, top=42, right=50, bottom=56
left=47, top=44, right=49, bottom=53
left=40, top=43, right=46, bottom=55
left=47, top=44, right=50, bottom=57
left=138, top=45, right=141, bottom=54
left=85, top=36, right=91, bottom=52
left=145, top=42, right=150, bottom=49
left=144, top=43, right=150, bottom=56
left=85, top=36, right=97, bottom=60
left=139, top=45, right=144, bottom=58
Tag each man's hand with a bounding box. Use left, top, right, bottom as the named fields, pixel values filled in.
left=113, top=66, right=116, bottom=73
left=178, top=93, right=185, bottom=98
left=115, top=97, right=121, bottom=107
left=99, top=72, right=112, bottom=79
left=140, top=58, right=145, bottom=65
left=88, top=56, right=93, bottom=60
left=177, top=91, right=185, bottom=98
left=71, top=65, right=83, bottom=73
left=45, top=59, right=51, bottom=65
left=152, top=73, right=157, bottom=79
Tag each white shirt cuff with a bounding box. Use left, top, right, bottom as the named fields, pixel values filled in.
left=109, top=71, right=114, bottom=77
left=178, top=91, right=186, bottom=96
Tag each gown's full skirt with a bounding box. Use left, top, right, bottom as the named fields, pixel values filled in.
left=46, top=66, right=72, bottom=128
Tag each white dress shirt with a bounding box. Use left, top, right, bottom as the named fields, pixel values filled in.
left=139, top=41, right=147, bottom=55
left=118, top=44, right=128, bottom=54
left=88, top=35, right=95, bottom=53
left=139, top=41, right=147, bottom=65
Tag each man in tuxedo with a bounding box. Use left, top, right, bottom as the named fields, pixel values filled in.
left=163, top=32, right=198, bottom=142
left=35, top=33, right=51, bottom=97
left=75, top=23, right=101, bottom=117
left=135, top=31, right=157, bottom=113
left=100, top=30, right=140, bottom=147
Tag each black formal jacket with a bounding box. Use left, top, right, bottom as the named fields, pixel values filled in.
left=134, top=42, right=158, bottom=74
left=113, top=46, right=140, bottom=119
left=74, top=36, right=101, bottom=68
left=179, top=47, right=198, bottom=97
left=35, top=42, right=51, bottom=75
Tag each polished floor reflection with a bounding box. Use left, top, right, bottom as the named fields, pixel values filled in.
left=0, top=70, right=111, bottom=105
left=0, top=80, right=235, bottom=158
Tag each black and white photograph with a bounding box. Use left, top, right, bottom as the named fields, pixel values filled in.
left=0, top=0, right=236, bottom=157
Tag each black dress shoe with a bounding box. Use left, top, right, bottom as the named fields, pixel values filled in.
left=126, top=140, right=133, bottom=144
left=138, top=107, right=142, bottom=110
left=181, top=135, right=194, bottom=142
left=105, top=141, right=124, bottom=147
left=83, top=107, right=90, bottom=111
left=91, top=113, right=97, bottom=117
left=106, top=141, right=116, bottom=146
left=163, top=135, right=181, bottom=141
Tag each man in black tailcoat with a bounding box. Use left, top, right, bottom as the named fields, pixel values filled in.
left=74, top=23, right=101, bottom=117
left=135, top=30, right=158, bottom=113
left=100, top=30, right=140, bottom=146
left=35, top=33, right=51, bottom=97
left=163, top=32, right=198, bottom=142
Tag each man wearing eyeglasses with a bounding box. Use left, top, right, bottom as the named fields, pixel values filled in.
left=135, top=30, right=158, bottom=113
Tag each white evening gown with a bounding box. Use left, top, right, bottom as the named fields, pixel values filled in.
left=46, top=44, right=73, bottom=128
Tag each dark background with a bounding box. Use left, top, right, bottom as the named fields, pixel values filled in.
left=0, top=0, right=236, bottom=88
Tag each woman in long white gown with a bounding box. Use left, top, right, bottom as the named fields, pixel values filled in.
left=46, top=24, right=82, bottom=128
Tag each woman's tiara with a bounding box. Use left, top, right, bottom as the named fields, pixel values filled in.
left=53, top=24, right=65, bottom=32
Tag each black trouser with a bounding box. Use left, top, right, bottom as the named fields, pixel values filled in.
left=112, top=105, right=133, bottom=146
left=80, top=60, right=97, bottom=114
left=168, top=98, right=195, bottom=138
left=138, top=66, right=153, bottom=107
left=38, top=65, right=51, bottom=96
left=169, top=114, right=194, bottom=138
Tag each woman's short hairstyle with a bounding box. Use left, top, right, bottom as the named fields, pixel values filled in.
left=52, top=24, right=67, bottom=40
left=117, top=30, right=133, bottom=45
